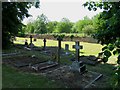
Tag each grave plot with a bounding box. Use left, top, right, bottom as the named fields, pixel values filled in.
left=79, top=55, right=102, bottom=66
left=29, top=61, right=59, bottom=71
left=19, top=61, right=60, bottom=73
left=2, top=52, right=21, bottom=57
left=2, top=56, right=47, bottom=68
left=43, top=65, right=103, bottom=88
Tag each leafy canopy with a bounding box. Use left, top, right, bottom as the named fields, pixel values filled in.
left=2, top=2, right=40, bottom=49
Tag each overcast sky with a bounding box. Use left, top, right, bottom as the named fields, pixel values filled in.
left=22, top=0, right=102, bottom=24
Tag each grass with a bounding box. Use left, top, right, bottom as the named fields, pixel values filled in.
left=14, top=37, right=117, bottom=64
left=2, top=64, right=64, bottom=88
left=2, top=37, right=118, bottom=88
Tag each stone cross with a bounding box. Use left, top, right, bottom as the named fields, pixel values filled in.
left=43, top=38, right=46, bottom=50
left=72, top=41, right=83, bottom=62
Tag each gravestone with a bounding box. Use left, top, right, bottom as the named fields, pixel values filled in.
left=29, top=35, right=34, bottom=49
left=65, top=44, right=69, bottom=51
left=72, top=41, right=83, bottom=61
left=24, top=39, right=28, bottom=47
left=65, top=44, right=70, bottom=55
left=43, top=38, right=46, bottom=50
left=70, top=61, right=86, bottom=74
left=34, top=34, right=39, bottom=41
left=70, top=41, right=85, bottom=73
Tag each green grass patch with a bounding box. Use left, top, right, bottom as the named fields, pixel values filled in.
left=2, top=37, right=118, bottom=88
left=2, top=64, right=64, bottom=88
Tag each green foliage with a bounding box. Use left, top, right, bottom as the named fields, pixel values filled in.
left=53, top=34, right=65, bottom=41
left=34, top=14, right=48, bottom=34
left=112, top=65, right=120, bottom=88
left=82, top=25, right=95, bottom=36
left=56, top=18, right=73, bottom=33
left=46, top=21, right=58, bottom=33
left=70, top=35, right=74, bottom=41
left=84, top=1, right=120, bottom=88
left=2, top=2, right=39, bottom=49
left=73, top=17, right=94, bottom=34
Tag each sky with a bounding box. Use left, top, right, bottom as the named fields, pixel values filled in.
left=22, top=0, right=102, bottom=25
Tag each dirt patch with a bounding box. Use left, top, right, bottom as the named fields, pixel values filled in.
left=41, top=66, right=106, bottom=88
left=2, top=56, right=47, bottom=67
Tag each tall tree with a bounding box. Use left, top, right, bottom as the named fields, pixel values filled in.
left=2, top=2, right=39, bottom=49
left=46, top=21, right=58, bottom=33
left=34, top=14, right=48, bottom=34
left=56, top=18, right=73, bottom=33
left=84, top=1, right=120, bottom=88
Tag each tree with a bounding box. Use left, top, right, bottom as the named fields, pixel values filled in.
left=83, top=1, right=120, bottom=88
left=2, top=2, right=39, bottom=49
left=73, top=17, right=93, bottom=33
left=56, top=18, right=73, bottom=33
left=34, top=14, right=48, bottom=34
left=46, top=21, right=58, bottom=33
left=82, top=25, right=95, bottom=36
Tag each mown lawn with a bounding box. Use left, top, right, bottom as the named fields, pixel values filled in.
left=2, top=37, right=118, bottom=88
left=14, top=37, right=117, bottom=64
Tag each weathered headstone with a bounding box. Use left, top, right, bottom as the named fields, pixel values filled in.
left=65, top=44, right=69, bottom=51
left=70, top=41, right=85, bottom=73
left=43, top=38, right=46, bottom=50
left=72, top=41, right=83, bottom=61
left=65, top=44, right=70, bottom=55
left=70, top=61, right=86, bottom=73
left=24, top=39, right=28, bottom=47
